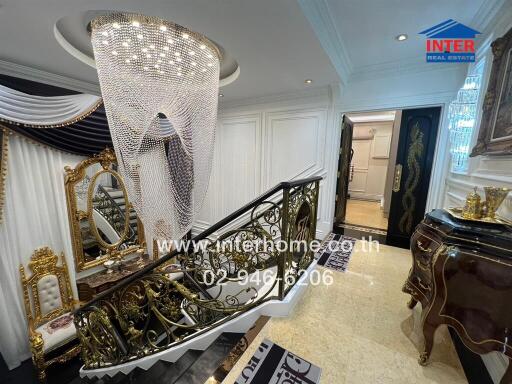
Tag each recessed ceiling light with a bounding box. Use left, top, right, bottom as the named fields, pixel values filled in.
left=396, top=34, right=408, bottom=41
left=219, top=93, right=224, bottom=97
left=304, top=79, right=313, bottom=84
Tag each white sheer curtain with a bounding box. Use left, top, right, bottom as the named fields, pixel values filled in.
left=0, top=135, right=83, bottom=369
left=0, top=84, right=101, bottom=127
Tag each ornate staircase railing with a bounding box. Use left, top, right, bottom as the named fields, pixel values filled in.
left=74, top=176, right=321, bottom=370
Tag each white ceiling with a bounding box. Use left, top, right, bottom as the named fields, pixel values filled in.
left=323, top=0, right=488, bottom=75
left=0, top=0, right=339, bottom=102
left=0, top=0, right=505, bottom=103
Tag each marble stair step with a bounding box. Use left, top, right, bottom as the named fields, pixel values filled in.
left=131, top=350, right=202, bottom=384
left=173, top=332, right=243, bottom=384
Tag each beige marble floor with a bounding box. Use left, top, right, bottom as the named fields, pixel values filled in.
left=221, top=241, right=467, bottom=384
left=345, top=199, right=388, bottom=230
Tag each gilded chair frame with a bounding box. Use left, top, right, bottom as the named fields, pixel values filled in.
left=64, top=148, right=146, bottom=271
left=19, top=247, right=80, bottom=382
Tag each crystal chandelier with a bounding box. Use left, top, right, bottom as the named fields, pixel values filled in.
left=91, top=13, right=220, bottom=241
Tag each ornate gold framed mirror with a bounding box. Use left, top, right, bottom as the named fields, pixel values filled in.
left=65, top=148, right=146, bottom=272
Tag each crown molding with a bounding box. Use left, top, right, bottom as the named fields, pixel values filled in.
left=219, top=84, right=332, bottom=111
left=471, top=0, right=507, bottom=33
left=348, top=55, right=467, bottom=83
left=0, top=59, right=101, bottom=95
left=341, top=89, right=456, bottom=113
left=297, top=0, right=352, bottom=84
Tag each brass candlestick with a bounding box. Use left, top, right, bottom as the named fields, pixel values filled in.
left=483, top=187, right=510, bottom=219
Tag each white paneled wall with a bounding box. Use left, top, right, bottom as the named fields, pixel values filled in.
left=349, top=121, right=393, bottom=201
left=219, top=114, right=262, bottom=218
left=193, top=88, right=337, bottom=239
left=264, top=109, right=326, bottom=186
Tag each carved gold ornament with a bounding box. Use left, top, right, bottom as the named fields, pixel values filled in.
left=399, top=122, right=424, bottom=234
left=64, top=148, right=146, bottom=272
left=19, top=247, right=80, bottom=381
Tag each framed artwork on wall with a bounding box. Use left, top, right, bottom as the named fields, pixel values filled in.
left=471, top=26, right=512, bottom=156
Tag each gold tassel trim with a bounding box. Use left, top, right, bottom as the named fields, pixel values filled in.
left=0, top=98, right=103, bottom=128
left=0, top=128, right=9, bottom=224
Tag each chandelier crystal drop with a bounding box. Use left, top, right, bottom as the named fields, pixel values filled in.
left=91, top=13, right=220, bottom=241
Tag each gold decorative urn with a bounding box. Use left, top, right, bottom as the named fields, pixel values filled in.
left=462, top=187, right=482, bottom=219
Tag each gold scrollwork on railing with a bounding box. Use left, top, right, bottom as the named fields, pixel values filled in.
left=75, top=179, right=321, bottom=370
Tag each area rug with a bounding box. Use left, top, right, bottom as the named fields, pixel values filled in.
left=235, top=339, right=321, bottom=384
left=315, top=234, right=356, bottom=272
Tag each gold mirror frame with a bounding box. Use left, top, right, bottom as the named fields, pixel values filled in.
left=87, top=168, right=131, bottom=250
left=65, top=148, right=146, bottom=272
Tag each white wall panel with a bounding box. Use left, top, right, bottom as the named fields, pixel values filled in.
left=192, top=91, right=333, bottom=238
left=264, top=110, right=326, bottom=188
left=219, top=115, right=262, bottom=218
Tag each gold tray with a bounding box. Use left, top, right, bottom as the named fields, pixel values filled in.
left=445, top=207, right=512, bottom=225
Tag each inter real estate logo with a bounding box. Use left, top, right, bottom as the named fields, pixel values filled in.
left=419, top=19, right=481, bottom=63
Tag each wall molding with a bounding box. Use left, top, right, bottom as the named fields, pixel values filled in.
left=446, top=191, right=465, bottom=204
left=297, top=0, right=352, bottom=83
left=349, top=57, right=467, bottom=83
left=219, top=85, right=331, bottom=111
left=340, top=91, right=455, bottom=115
left=0, top=59, right=100, bottom=95
left=263, top=108, right=327, bottom=189
left=195, top=100, right=335, bottom=240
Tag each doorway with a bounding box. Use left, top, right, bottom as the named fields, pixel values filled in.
left=334, top=107, right=441, bottom=248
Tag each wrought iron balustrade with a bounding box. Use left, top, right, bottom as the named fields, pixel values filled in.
left=74, top=177, right=321, bottom=370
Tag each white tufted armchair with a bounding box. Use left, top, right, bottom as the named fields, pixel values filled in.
left=19, top=247, right=80, bottom=382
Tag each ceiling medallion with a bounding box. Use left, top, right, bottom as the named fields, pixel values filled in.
left=91, top=12, right=220, bottom=240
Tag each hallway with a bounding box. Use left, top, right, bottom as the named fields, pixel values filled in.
left=345, top=199, right=388, bottom=230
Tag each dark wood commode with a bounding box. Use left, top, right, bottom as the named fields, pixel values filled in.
left=403, top=209, right=512, bottom=384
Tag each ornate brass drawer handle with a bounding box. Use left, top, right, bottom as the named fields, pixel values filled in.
left=417, top=240, right=432, bottom=253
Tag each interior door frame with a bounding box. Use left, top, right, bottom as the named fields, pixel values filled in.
left=331, top=102, right=451, bottom=233
left=334, top=115, right=354, bottom=225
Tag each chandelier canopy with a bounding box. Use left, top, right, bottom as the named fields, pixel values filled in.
left=91, top=12, right=220, bottom=241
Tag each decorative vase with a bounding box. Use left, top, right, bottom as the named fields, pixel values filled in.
left=483, top=187, right=511, bottom=219
left=462, top=187, right=481, bottom=219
